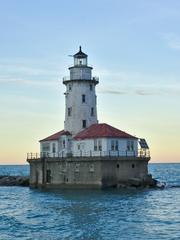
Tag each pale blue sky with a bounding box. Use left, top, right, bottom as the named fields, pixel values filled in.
left=0, top=0, right=180, bottom=163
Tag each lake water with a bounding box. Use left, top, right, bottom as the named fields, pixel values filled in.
left=0, top=163, right=179, bottom=240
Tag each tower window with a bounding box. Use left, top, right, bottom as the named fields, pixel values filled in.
left=90, top=84, right=93, bottom=91
left=82, top=94, right=86, bottom=103
left=91, top=107, right=94, bottom=116
left=68, top=107, right=72, bottom=116
left=82, top=120, right=86, bottom=128
left=68, top=84, right=72, bottom=91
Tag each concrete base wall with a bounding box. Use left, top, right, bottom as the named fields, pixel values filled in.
left=27, top=157, right=150, bottom=188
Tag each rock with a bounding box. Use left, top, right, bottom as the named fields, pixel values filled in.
left=128, top=178, right=142, bottom=187
left=143, top=174, right=157, bottom=187
left=0, top=176, right=29, bottom=186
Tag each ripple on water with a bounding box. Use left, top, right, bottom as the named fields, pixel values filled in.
left=0, top=164, right=180, bottom=239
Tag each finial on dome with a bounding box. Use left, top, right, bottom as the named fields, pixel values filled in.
left=79, top=46, right=82, bottom=51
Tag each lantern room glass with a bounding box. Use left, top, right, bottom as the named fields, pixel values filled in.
left=74, top=57, right=87, bottom=66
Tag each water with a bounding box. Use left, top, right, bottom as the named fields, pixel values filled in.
left=0, top=164, right=179, bottom=240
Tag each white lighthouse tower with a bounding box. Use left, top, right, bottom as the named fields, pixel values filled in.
left=63, top=46, right=99, bottom=136
left=28, top=47, right=152, bottom=189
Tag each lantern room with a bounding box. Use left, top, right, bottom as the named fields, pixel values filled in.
left=73, top=46, right=88, bottom=66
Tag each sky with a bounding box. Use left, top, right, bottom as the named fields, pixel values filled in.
left=0, top=0, right=180, bottom=164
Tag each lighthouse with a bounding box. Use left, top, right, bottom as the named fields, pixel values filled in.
left=27, top=47, right=151, bottom=189
left=63, top=46, right=99, bottom=136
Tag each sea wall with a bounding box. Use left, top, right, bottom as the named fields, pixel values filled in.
left=28, top=156, right=150, bottom=188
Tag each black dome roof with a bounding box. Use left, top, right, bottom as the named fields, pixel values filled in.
left=73, top=46, right=87, bottom=58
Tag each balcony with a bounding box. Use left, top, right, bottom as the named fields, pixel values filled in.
left=63, top=76, right=99, bottom=85
left=27, top=150, right=150, bottom=160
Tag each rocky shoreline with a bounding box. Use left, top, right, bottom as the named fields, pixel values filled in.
left=0, top=175, right=165, bottom=189
left=116, top=174, right=166, bottom=189
left=0, top=176, right=29, bottom=186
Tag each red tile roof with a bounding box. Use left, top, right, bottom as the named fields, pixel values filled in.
left=39, top=130, right=71, bottom=142
left=74, top=123, right=137, bottom=140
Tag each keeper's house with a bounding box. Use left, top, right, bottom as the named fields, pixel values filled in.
left=27, top=47, right=150, bottom=188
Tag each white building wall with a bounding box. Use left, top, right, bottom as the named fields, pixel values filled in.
left=40, top=141, right=58, bottom=157
left=40, top=135, right=72, bottom=158
left=107, top=138, right=138, bottom=156
left=64, top=81, right=98, bottom=135
left=70, top=67, right=92, bottom=80
left=72, top=138, right=138, bottom=157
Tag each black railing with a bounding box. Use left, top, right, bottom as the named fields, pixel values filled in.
left=27, top=150, right=150, bottom=160
left=63, top=76, right=99, bottom=82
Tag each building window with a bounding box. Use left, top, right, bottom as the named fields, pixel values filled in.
left=91, top=107, right=94, bottom=116
left=82, top=94, right=86, bottom=103
left=98, top=140, right=102, bottom=151
left=127, top=141, right=134, bottom=151
left=46, top=169, right=51, bottom=183
left=75, top=163, right=80, bottom=172
left=68, top=84, right=72, bottom=91
left=111, top=140, right=114, bottom=150
left=115, top=140, right=118, bottom=151
left=94, top=139, right=97, bottom=151
left=77, top=144, right=80, bottom=150
left=82, top=120, right=86, bottom=128
left=117, top=164, right=119, bottom=168
left=68, top=107, right=72, bottom=116
left=111, top=140, right=118, bottom=151
left=42, top=143, right=50, bottom=152
left=89, top=164, right=94, bottom=172
left=94, top=139, right=102, bottom=151
left=52, top=143, right=56, bottom=153
left=132, top=164, right=135, bottom=168
left=90, top=84, right=93, bottom=91
left=62, top=140, right=66, bottom=148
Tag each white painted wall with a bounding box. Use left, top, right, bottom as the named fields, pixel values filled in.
left=70, top=66, right=92, bottom=80
left=40, top=137, right=139, bottom=158
left=106, top=138, right=138, bottom=156
left=72, top=138, right=138, bottom=157
left=40, top=140, right=58, bottom=157
left=40, top=135, right=72, bottom=157
left=64, top=81, right=98, bottom=135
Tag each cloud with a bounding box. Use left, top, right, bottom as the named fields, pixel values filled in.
left=99, top=90, right=127, bottom=95
left=0, top=63, right=59, bottom=76
left=162, top=32, right=180, bottom=50
left=99, top=87, right=180, bottom=96
left=0, top=76, right=58, bottom=87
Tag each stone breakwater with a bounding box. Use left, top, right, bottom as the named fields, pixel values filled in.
left=0, top=176, right=29, bottom=186
left=0, top=175, right=164, bottom=189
